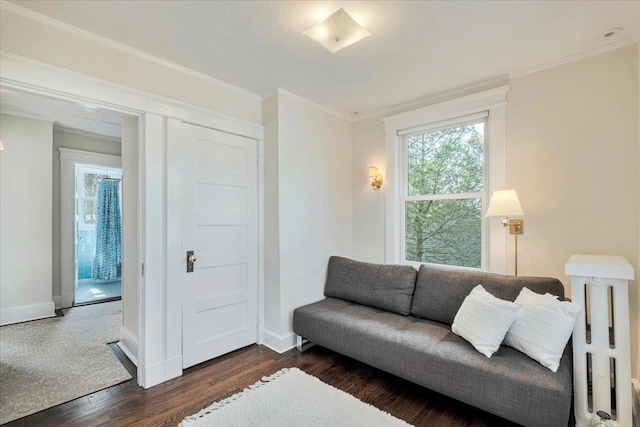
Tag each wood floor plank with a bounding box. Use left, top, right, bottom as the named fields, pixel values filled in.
left=7, top=344, right=521, bottom=427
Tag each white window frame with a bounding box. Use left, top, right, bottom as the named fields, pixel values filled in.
left=399, top=113, right=488, bottom=270
left=382, top=86, right=510, bottom=274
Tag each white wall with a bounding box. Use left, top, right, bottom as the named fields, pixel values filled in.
left=352, top=118, right=386, bottom=263
left=263, top=91, right=353, bottom=351
left=52, top=129, right=122, bottom=307
left=351, top=45, right=640, bottom=379
left=507, top=45, right=639, bottom=378
left=0, top=114, right=55, bottom=325
left=262, top=95, right=282, bottom=336
left=0, top=10, right=262, bottom=125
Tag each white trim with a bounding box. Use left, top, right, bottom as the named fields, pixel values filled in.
left=0, top=52, right=264, bottom=140
left=0, top=301, right=55, bottom=326
left=269, top=88, right=353, bottom=122
left=0, top=107, right=54, bottom=123
left=58, top=148, right=122, bottom=309
left=510, top=36, right=640, bottom=79
left=383, top=86, right=509, bottom=273
left=257, top=136, right=266, bottom=346
left=164, top=355, right=183, bottom=381
left=398, top=111, right=489, bottom=136
left=164, top=117, right=183, bottom=379
left=383, top=86, right=509, bottom=130
left=0, top=0, right=261, bottom=101
left=405, top=192, right=483, bottom=202
left=118, top=326, right=139, bottom=366
left=59, top=147, right=121, bottom=165
left=358, top=76, right=509, bottom=122
left=52, top=295, right=61, bottom=309
left=261, top=329, right=297, bottom=354
left=143, top=360, right=166, bottom=389
left=139, top=113, right=166, bottom=389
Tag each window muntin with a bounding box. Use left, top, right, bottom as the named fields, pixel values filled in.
left=402, top=119, right=486, bottom=269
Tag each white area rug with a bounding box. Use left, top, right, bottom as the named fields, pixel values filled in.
left=0, top=301, right=131, bottom=424
left=181, top=368, right=412, bottom=427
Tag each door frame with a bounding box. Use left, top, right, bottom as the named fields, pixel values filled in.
left=59, top=149, right=123, bottom=309
left=0, top=51, right=265, bottom=388
left=167, top=119, right=265, bottom=370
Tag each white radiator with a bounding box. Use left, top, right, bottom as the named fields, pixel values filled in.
left=566, top=255, right=635, bottom=427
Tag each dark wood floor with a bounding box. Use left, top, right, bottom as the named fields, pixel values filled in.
left=6, top=344, right=518, bottom=427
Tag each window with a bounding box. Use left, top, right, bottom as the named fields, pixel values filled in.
left=75, top=164, right=122, bottom=230
left=401, top=114, right=486, bottom=268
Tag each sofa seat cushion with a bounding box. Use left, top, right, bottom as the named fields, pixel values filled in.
left=411, top=264, right=565, bottom=325
left=324, top=256, right=418, bottom=316
left=293, top=298, right=572, bottom=427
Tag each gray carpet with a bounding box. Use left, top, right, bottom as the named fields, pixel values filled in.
left=0, top=301, right=132, bottom=424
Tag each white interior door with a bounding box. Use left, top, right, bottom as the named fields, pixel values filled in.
left=182, top=123, right=258, bottom=369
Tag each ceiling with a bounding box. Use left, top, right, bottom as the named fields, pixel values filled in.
left=0, top=88, right=122, bottom=139
left=9, top=1, right=640, bottom=118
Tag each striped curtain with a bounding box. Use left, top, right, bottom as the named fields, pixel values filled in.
left=92, top=180, right=122, bottom=280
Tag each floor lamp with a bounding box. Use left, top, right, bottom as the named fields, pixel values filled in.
left=486, top=190, right=524, bottom=276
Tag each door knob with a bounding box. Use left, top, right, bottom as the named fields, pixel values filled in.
left=187, top=251, right=197, bottom=273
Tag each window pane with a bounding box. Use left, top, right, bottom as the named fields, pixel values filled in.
left=407, top=122, right=484, bottom=196
left=405, top=198, right=481, bottom=268
left=84, top=173, right=108, bottom=197
left=84, top=200, right=96, bottom=224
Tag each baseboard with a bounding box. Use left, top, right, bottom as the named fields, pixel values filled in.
left=52, top=295, right=61, bottom=309
left=0, top=301, right=55, bottom=326
left=261, top=329, right=297, bottom=354
left=118, top=326, right=138, bottom=366
left=165, top=355, right=183, bottom=381
left=142, top=360, right=166, bottom=389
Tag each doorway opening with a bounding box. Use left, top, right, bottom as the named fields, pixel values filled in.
left=74, top=163, right=123, bottom=305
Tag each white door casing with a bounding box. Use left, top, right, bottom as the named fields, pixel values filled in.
left=59, top=148, right=122, bottom=308
left=182, top=123, right=259, bottom=369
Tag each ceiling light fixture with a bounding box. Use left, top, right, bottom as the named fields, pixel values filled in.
left=304, top=8, right=370, bottom=53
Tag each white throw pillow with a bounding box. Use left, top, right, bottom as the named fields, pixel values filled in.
left=452, top=285, right=522, bottom=358
left=504, top=287, right=582, bottom=372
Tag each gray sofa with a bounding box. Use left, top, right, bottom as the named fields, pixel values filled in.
left=293, top=256, right=572, bottom=427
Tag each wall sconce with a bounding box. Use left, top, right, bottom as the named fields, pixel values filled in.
left=486, top=189, right=524, bottom=275
left=368, top=166, right=383, bottom=190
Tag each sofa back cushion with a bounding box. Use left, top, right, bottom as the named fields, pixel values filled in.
left=324, top=256, right=418, bottom=316
left=411, top=264, right=565, bottom=325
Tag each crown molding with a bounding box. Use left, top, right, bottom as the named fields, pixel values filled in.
left=0, top=0, right=262, bottom=101
left=54, top=124, right=121, bottom=142
left=266, top=88, right=353, bottom=122
left=382, top=85, right=509, bottom=132
left=355, top=75, right=510, bottom=122
left=357, top=37, right=639, bottom=122
left=510, top=36, right=640, bottom=79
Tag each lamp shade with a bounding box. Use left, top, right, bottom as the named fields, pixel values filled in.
left=486, top=190, right=524, bottom=217
left=368, top=166, right=379, bottom=178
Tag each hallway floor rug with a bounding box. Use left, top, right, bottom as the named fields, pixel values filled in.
left=0, top=301, right=131, bottom=424
left=180, top=367, right=412, bottom=427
